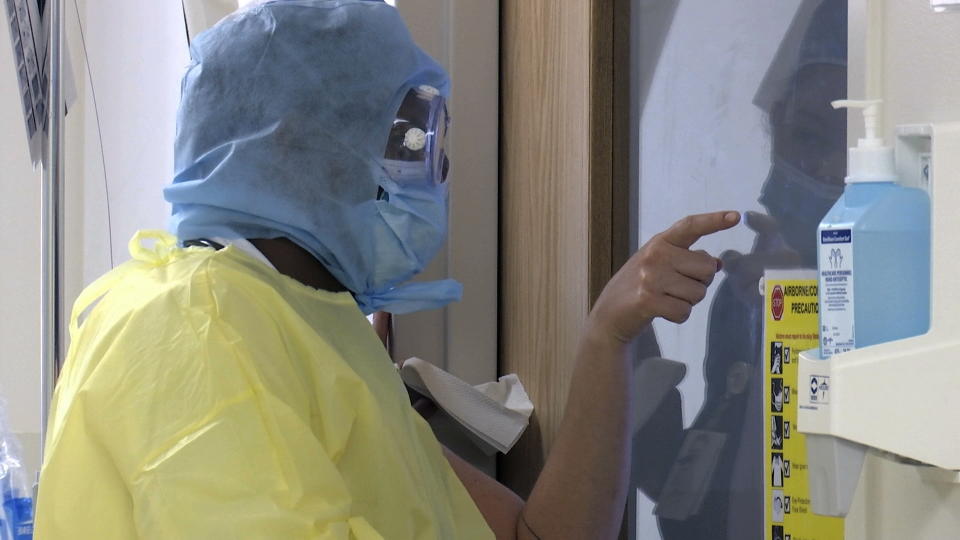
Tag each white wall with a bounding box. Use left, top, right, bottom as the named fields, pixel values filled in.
left=0, top=0, right=187, bottom=476
left=843, top=2, right=960, bottom=538
left=0, top=0, right=44, bottom=478
left=70, top=0, right=188, bottom=285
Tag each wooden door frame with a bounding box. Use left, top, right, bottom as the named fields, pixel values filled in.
left=499, top=0, right=633, bottom=514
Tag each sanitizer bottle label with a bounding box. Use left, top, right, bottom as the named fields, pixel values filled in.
left=819, top=228, right=855, bottom=357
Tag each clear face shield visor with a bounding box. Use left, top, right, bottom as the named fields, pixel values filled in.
left=380, top=85, right=450, bottom=190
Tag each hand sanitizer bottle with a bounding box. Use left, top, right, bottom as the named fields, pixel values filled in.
left=818, top=99, right=930, bottom=358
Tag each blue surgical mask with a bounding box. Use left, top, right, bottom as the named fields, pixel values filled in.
left=355, top=172, right=460, bottom=314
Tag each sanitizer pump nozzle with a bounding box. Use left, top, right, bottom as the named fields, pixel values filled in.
left=831, top=99, right=897, bottom=183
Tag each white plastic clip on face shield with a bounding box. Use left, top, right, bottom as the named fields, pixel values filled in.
left=381, top=85, right=450, bottom=191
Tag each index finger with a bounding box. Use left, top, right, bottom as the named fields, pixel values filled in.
left=661, top=211, right=741, bottom=248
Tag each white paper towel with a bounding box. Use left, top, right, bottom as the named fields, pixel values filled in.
left=400, top=357, right=533, bottom=455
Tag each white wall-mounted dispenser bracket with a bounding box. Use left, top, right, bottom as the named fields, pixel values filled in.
left=797, top=122, right=960, bottom=517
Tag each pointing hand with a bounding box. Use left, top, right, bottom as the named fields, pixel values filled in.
left=588, top=211, right=741, bottom=344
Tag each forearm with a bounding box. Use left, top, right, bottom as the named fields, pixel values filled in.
left=450, top=211, right=737, bottom=538
left=519, top=319, right=634, bottom=540
left=443, top=447, right=524, bottom=539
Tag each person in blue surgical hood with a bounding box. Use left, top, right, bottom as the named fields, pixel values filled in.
left=170, top=1, right=743, bottom=537
left=166, top=0, right=461, bottom=315
left=36, top=1, right=740, bottom=538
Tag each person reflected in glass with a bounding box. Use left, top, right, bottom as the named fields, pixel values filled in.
left=633, top=1, right=848, bottom=538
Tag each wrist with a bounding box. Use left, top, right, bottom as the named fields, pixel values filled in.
left=582, top=314, right=636, bottom=351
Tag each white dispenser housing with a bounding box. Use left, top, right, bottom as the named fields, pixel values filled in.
left=797, top=122, right=960, bottom=517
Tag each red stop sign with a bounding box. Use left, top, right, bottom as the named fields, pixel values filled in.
left=772, top=285, right=785, bottom=321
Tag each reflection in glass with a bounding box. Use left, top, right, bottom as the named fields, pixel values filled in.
left=632, top=1, right=847, bottom=538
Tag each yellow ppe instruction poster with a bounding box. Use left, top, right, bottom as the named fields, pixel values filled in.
left=763, top=270, right=844, bottom=540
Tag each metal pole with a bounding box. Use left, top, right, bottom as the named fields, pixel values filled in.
left=40, top=0, right=65, bottom=467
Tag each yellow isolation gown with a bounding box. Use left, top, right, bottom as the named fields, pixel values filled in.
left=35, top=231, right=494, bottom=540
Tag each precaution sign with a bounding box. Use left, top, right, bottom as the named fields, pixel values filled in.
left=763, top=271, right=844, bottom=540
